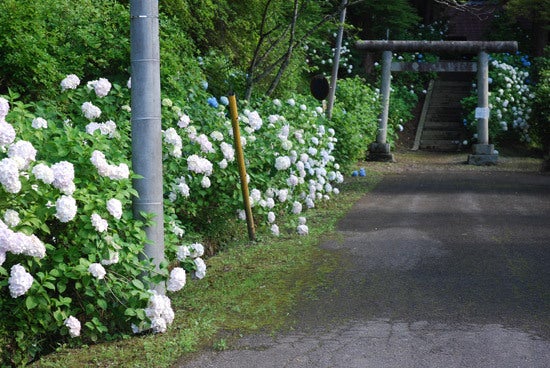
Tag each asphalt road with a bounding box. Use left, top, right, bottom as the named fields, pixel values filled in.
left=178, top=169, right=550, bottom=368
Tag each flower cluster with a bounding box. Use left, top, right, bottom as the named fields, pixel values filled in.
left=176, top=242, right=206, bottom=279
left=90, top=150, right=130, bottom=180
left=86, top=120, right=117, bottom=138
left=139, top=290, right=175, bottom=334
left=8, top=264, right=34, bottom=298
left=304, top=32, right=354, bottom=75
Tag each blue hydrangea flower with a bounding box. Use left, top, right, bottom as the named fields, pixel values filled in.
left=207, top=97, right=219, bottom=108
left=351, top=171, right=358, bottom=177
left=220, top=96, right=229, bottom=106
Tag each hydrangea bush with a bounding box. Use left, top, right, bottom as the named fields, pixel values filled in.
left=462, top=52, right=534, bottom=145
left=0, top=71, right=349, bottom=364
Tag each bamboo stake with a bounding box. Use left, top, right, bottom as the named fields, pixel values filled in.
left=228, top=93, right=256, bottom=241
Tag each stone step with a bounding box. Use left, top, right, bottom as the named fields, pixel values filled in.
left=413, top=77, right=471, bottom=152
left=421, top=130, right=463, bottom=139
left=424, top=121, right=465, bottom=129
left=419, top=140, right=464, bottom=151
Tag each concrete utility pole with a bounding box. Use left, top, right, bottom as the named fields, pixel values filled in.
left=467, top=50, right=498, bottom=165
left=326, top=0, right=348, bottom=119
left=368, top=50, right=395, bottom=162
left=130, top=0, right=165, bottom=286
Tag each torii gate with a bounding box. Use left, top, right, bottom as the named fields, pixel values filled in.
left=355, top=40, right=518, bottom=165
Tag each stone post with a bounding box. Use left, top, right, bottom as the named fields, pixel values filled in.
left=368, top=50, right=395, bottom=162
left=468, top=51, right=498, bottom=165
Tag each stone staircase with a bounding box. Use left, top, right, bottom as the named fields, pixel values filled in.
left=413, top=76, right=472, bottom=151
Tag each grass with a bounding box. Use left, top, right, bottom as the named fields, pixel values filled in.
left=31, top=171, right=382, bottom=368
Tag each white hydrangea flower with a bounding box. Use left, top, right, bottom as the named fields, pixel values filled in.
left=192, top=134, right=214, bottom=153
left=145, top=290, right=174, bottom=333
left=287, top=175, right=299, bottom=187
left=267, top=211, right=276, bottom=223
left=64, top=316, right=81, bottom=338
left=219, top=159, right=228, bottom=169
left=0, top=227, right=46, bottom=259
left=176, top=182, right=190, bottom=197
left=177, top=113, right=191, bottom=128
left=55, top=195, right=77, bottom=222
left=265, top=197, right=275, bottom=209
left=275, top=156, right=291, bottom=171
left=88, top=262, right=106, bottom=279
left=8, top=140, right=37, bottom=170
left=0, top=97, right=10, bottom=119
left=0, top=157, right=21, bottom=193
left=106, top=198, right=123, bottom=219
left=176, top=245, right=191, bottom=261
left=32, top=117, right=48, bottom=129
left=273, top=99, right=282, bottom=107
left=81, top=102, right=102, bottom=120
left=190, top=243, right=205, bottom=258
left=277, top=189, right=288, bottom=203
left=187, top=154, right=213, bottom=175
left=250, top=188, right=262, bottom=205
left=0, top=120, right=16, bottom=147
left=271, top=224, right=280, bottom=236
left=90, top=150, right=130, bottom=180
left=201, top=176, right=211, bottom=188
left=51, top=161, right=75, bottom=194
left=220, top=142, right=235, bottom=162
left=297, top=224, right=309, bottom=235
left=237, top=209, right=246, bottom=220
left=194, top=257, right=207, bottom=279
left=101, top=251, right=119, bottom=266
left=8, top=264, right=34, bottom=298
left=91, top=213, right=108, bottom=233
left=210, top=131, right=224, bottom=141
left=246, top=111, right=263, bottom=130
left=60, top=74, right=80, bottom=91
left=286, top=98, right=296, bottom=106
left=92, top=78, right=112, bottom=98
left=292, top=201, right=302, bottom=215
left=167, top=267, right=186, bottom=292
left=4, top=209, right=20, bottom=227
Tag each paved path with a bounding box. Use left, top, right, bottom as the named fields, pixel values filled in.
left=179, top=169, right=550, bottom=368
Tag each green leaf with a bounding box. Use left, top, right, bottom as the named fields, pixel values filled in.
left=131, top=279, right=145, bottom=290
left=97, top=298, right=108, bottom=310
left=42, top=281, right=56, bottom=290
left=26, top=296, right=38, bottom=310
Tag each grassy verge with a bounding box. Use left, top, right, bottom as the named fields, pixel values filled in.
left=32, top=172, right=382, bottom=368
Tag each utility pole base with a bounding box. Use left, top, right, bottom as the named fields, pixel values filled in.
left=367, top=142, right=395, bottom=162
left=468, top=144, right=498, bottom=165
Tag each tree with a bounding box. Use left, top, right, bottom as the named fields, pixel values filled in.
left=504, top=0, right=549, bottom=56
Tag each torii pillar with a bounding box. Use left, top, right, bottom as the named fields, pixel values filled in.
left=355, top=40, right=518, bottom=165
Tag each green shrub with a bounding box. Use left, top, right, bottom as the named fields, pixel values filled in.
left=329, top=77, right=380, bottom=168
left=530, top=48, right=550, bottom=152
